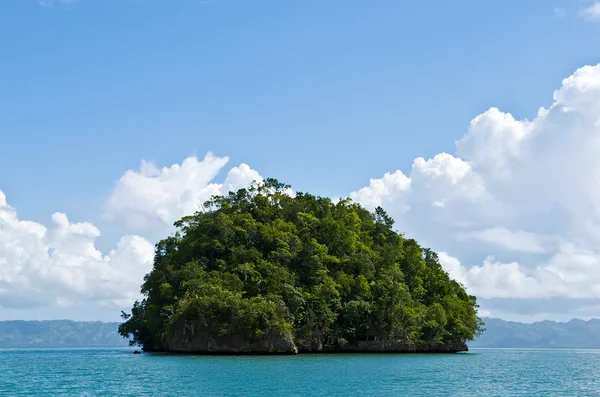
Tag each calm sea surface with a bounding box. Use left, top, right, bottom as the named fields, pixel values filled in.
left=0, top=348, right=598, bottom=396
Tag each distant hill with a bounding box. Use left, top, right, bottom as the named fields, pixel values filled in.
left=471, top=317, right=600, bottom=349
left=0, top=320, right=128, bottom=348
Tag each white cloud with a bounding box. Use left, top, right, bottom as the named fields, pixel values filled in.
left=439, top=246, right=600, bottom=300
left=583, top=2, right=600, bottom=20
left=348, top=64, right=600, bottom=318
left=456, top=228, right=549, bottom=254
left=105, top=152, right=262, bottom=235
left=0, top=194, right=154, bottom=311
left=439, top=252, right=543, bottom=299
left=456, top=107, right=533, bottom=172
left=350, top=170, right=410, bottom=209
left=351, top=153, right=488, bottom=217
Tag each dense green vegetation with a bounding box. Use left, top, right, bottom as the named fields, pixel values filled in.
left=119, top=179, right=483, bottom=351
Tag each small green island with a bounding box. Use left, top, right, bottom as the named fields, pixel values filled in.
left=119, top=179, right=483, bottom=354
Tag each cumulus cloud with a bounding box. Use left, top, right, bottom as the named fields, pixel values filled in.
left=105, top=153, right=262, bottom=235
left=0, top=193, right=154, bottom=311
left=351, top=152, right=488, bottom=213
left=439, top=246, right=600, bottom=300
left=350, top=64, right=600, bottom=318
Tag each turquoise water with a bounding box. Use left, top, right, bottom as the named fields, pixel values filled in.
left=1, top=348, right=599, bottom=396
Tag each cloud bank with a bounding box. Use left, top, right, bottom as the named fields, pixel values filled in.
left=0, top=194, right=153, bottom=310
left=4, top=64, right=600, bottom=321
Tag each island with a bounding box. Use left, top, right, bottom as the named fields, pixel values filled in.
left=119, top=179, right=483, bottom=354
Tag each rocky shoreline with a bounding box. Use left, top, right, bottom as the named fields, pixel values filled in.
left=140, top=329, right=468, bottom=355
left=141, top=345, right=468, bottom=355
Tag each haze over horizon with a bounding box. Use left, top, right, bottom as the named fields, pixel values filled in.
left=3, top=0, right=600, bottom=323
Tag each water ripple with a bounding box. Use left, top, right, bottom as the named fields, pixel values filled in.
left=0, top=348, right=598, bottom=396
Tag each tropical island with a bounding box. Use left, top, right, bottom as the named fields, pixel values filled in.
left=119, top=179, right=483, bottom=354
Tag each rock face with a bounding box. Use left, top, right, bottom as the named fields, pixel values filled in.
left=157, top=323, right=298, bottom=354
left=296, top=339, right=468, bottom=354
left=144, top=324, right=467, bottom=354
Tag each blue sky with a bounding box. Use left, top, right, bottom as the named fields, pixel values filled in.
left=3, top=0, right=600, bottom=321
left=2, top=0, right=595, bottom=222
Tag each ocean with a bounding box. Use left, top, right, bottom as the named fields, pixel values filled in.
left=0, top=348, right=597, bottom=396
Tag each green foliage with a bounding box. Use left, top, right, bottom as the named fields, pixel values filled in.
left=119, top=179, right=483, bottom=349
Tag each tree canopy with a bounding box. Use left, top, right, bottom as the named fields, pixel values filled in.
left=119, top=178, right=483, bottom=351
